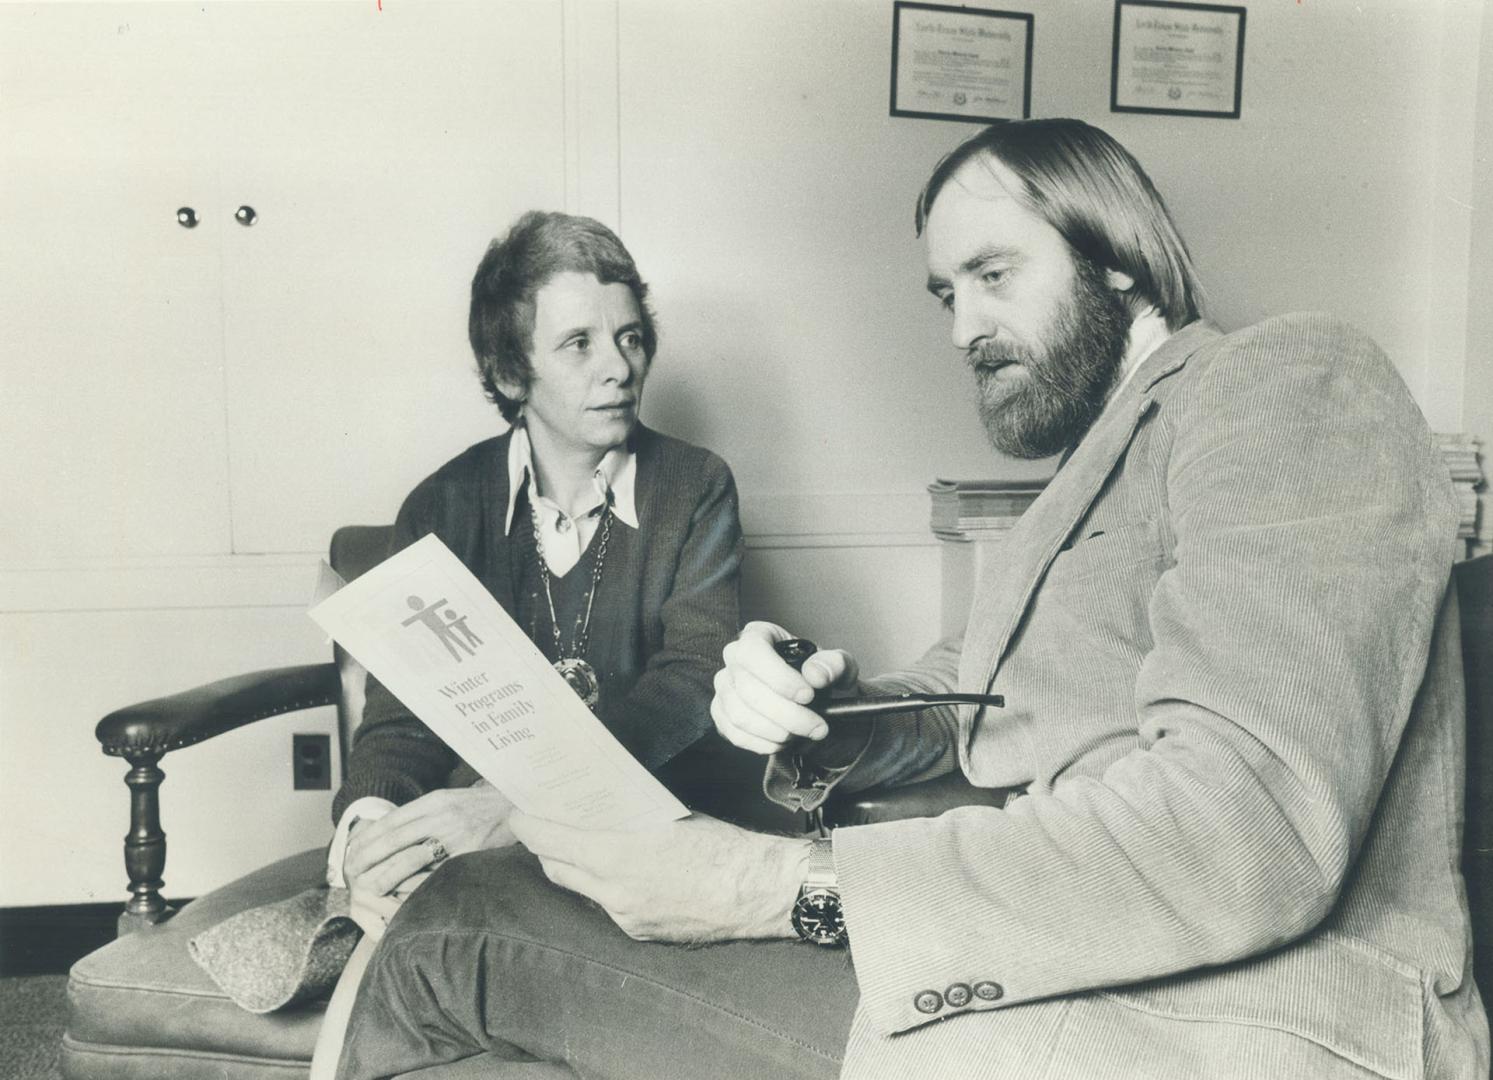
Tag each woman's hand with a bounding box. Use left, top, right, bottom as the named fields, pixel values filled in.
left=710, top=621, right=859, bottom=755
left=343, top=781, right=516, bottom=900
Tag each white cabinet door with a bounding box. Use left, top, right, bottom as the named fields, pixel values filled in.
left=1, top=1, right=571, bottom=562
left=213, top=1, right=569, bottom=552
left=0, top=6, right=234, bottom=562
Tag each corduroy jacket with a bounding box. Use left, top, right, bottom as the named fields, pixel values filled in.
left=778, top=315, right=1488, bottom=1079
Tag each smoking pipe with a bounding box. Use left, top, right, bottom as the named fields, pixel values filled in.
left=771, top=638, right=1003, bottom=719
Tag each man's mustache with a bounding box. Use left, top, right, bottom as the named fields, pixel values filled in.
left=969, top=335, right=1094, bottom=406
left=967, top=339, right=1026, bottom=372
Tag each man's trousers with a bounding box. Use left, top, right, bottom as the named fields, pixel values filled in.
left=336, top=846, right=860, bottom=1080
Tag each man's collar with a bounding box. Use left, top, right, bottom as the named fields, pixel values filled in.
left=1111, top=307, right=1173, bottom=397
left=503, top=424, right=639, bottom=534
left=1127, top=317, right=1222, bottom=395
left=1057, top=315, right=1218, bottom=469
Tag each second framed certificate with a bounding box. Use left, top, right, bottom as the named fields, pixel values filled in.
left=1111, top=0, right=1245, bottom=119
left=891, top=2, right=1033, bottom=125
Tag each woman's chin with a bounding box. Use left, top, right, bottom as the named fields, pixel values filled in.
left=579, top=410, right=637, bottom=450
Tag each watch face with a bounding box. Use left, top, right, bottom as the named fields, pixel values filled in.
left=792, top=888, right=846, bottom=946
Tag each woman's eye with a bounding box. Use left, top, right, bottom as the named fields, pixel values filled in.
left=982, top=269, right=1006, bottom=286
left=568, top=335, right=589, bottom=352
left=619, top=331, right=644, bottom=351
left=938, top=292, right=954, bottom=312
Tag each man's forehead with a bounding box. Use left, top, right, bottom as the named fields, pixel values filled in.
left=924, top=155, right=1051, bottom=273
left=942, top=153, right=1026, bottom=204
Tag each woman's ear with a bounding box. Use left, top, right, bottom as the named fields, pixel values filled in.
left=495, top=376, right=525, bottom=405
left=1105, top=268, right=1136, bottom=293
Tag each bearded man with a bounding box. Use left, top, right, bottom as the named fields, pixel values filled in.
left=336, top=120, right=1487, bottom=1080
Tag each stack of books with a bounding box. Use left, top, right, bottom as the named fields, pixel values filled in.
left=930, top=438, right=1485, bottom=549
left=1437, top=433, right=1484, bottom=543
left=928, top=477, right=1047, bottom=541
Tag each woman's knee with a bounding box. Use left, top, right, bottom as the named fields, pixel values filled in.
left=385, top=845, right=546, bottom=936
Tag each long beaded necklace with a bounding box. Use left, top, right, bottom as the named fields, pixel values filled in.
left=530, top=504, right=612, bottom=709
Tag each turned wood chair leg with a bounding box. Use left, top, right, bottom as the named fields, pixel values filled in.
left=117, top=750, right=175, bottom=935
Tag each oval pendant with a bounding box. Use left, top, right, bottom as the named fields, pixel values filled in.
left=554, top=657, right=600, bottom=709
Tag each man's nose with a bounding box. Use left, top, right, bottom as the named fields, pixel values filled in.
left=951, top=291, right=990, bottom=352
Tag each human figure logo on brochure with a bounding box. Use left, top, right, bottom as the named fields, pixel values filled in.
left=310, top=535, right=687, bottom=830
left=401, top=594, right=483, bottom=661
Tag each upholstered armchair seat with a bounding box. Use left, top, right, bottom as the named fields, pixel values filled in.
left=59, top=525, right=808, bottom=1080
left=63, top=849, right=329, bottom=1079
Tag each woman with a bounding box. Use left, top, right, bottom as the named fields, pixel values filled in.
left=332, top=209, right=742, bottom=907
left=310, top=211, right=744, bottom=1074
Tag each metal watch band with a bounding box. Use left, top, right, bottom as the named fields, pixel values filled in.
left=805, top=837, right=837, bottom=889
left=793, top=836, right=847, bottom=947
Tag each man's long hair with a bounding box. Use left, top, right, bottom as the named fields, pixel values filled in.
left=914, top=119, right=1204, bottom=331
left=469, top=211, right=657, bottom=422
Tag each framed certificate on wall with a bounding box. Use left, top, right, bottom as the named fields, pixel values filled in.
left=891, top=2, right=1033, bottom=124
left=1111, top=0, right=1245, bottom=118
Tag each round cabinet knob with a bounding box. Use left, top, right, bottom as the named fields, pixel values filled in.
left=176, top=207, right=198, bottom=229
left=234, top=205, right=258, bottom=227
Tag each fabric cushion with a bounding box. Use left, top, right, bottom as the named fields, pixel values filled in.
left=188, top=884, right=360, bottom=1014
left=62, top=849, right=328, bottom=1080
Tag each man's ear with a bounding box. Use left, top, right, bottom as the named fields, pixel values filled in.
left=1105, top=268, right=1136, bottom=293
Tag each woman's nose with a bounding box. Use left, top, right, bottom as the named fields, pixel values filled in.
left=595, top=338, right=633, bottom=384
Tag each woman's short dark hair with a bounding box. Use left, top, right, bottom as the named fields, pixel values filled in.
left=914, top=119, right=1204, bottom=330
left=469, top=211, right=657, bottom=422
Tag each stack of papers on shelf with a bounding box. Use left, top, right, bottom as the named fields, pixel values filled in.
left=1437, top=433, right=1484, bottom=541
left=928, top=477, right=1047, bottom=541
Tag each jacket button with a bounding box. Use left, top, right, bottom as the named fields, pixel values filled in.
left=945, top=983, right=972, bottom=1008
left=973, top=980, right=1004, bottom=1002
left=913, top=990, right=943, bottom=1014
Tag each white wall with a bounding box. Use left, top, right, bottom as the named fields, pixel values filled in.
left=0, top=0, right=571, bottom=906
left=1, top=0, right=1487, bottom=906
left=1466, top=0, right=1493, bottom=556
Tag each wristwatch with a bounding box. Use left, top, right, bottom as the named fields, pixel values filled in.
left=791, top=838, right=847, bottom=947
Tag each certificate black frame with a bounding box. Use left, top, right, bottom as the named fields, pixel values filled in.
left=890, top=2, right=1033, bottom=125
left=1110, top=0, right=1245, bottom=119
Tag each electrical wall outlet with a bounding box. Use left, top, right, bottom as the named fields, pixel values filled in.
left=293, top=733, right=332, bottom=790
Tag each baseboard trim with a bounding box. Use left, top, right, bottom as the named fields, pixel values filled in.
left=0, top=900, right=190, bottom=976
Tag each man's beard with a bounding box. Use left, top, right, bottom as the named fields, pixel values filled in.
left=970, top=258, right=1131, bottom=459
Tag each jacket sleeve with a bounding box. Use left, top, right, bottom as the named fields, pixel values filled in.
left=597, top=457, right=744, bottom=771
left=829, top=316, right=1461, bottom=1035
left=331, top=485, right=458, bottom=823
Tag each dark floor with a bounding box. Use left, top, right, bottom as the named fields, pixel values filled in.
left=0, top=975, right=66, bottom=1080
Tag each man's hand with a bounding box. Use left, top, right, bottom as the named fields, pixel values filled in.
left=509, top=810, right=811, bottom=944
left=344, top=782, right=516, bottom=899
left=711, top=621, right=860, bottom=755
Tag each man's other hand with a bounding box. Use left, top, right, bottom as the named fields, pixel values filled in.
left=711, top=621, right=859, bottom=755
left=510, top=810, right=811, bottom=944
left=344, top=782, right=516, bottom=899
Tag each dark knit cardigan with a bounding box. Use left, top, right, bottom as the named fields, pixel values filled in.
left=332, top=425, right=743, bottom=822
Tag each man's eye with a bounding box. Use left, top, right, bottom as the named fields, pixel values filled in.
left=982, top=268, right=1006, bottom=286
left=938, top=292, right=955, bottom=312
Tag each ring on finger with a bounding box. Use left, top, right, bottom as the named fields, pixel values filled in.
left=421, top=836, right=448, bottom=866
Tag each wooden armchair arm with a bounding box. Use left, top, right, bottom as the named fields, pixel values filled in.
left=96, top=663, right=340, bottom=757
left=823, top=770, right=1016, bottom=828
left=96, top=663, right=340, bottom=933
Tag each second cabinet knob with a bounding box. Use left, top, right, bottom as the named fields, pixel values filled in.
left=234, top=205, right=258, bottom=227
